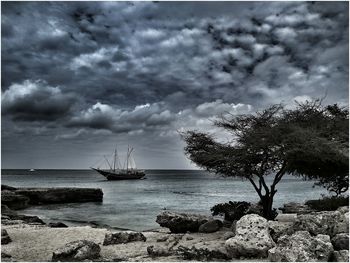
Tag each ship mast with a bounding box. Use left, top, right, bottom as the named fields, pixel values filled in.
left=126, top=145, right=129, bottom=171
left=113, top=148, right=117, bottom=172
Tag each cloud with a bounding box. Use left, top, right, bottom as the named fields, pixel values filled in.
left=2, top=80, right=75, bottom=121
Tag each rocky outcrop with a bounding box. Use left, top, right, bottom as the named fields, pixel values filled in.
left=1, top=213, right=45, bottom=225
left=293, top=208, right=349, bottom=237
left=225, top=214, right=275, bottom=258
left=1, top=229, right=12, bottom=245
left=177, top=244, right=230, bottom=261
left=331, top=233, right=349, bottom=250
left=1, top=191, right=30, bottom=210
left=198, top=219, right=223, bottom=233
left=52, top=240, right=101, bottom=261
left=49, top=222, right=68, bottom=228
left=268, top=231, right=333, bottom=262
left=332, top=250, right=349, bottom=262
left=279, top=202, right=315, bottom=214
left=268, top=221, right=294, bottom=242
left=15, top=187, right=103, bottom=204
left=156, top=211, right=209, bottom=233
left=103, top=231, right=146, bottom=245
left=147, top=245, right=172, bottom=257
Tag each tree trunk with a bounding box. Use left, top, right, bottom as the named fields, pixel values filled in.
left=260, top=194, right=275, bottom=220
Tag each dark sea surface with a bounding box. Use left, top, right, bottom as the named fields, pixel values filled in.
left=1, top=169, right=327, bottom=231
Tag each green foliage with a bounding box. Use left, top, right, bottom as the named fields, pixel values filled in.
left=210, top=201, right=251, bottom=221
left=305, top=195, right=349, bottom=211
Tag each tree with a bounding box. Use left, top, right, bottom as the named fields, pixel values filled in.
left=182, top=100, right=348, bottom=220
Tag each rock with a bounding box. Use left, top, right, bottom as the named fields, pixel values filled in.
left=1, top=185, right=17, bottom=191
left=52, top=240, right=101, bottom=262
left=1, top=252, right=12, bottom=258
left=15, top=187, right=103, bottom=204
left=177, top=244, right=230, bottom=261
left=186, top=236, right=194, bottom=241
left=225, top=214, right=275, bottom=258
left=156, top=236, right=168, bottom=242
left=156, top=211, right=210, bottom=233
left=275, top=213, right=297, bottom=222
left=147, top=245, right=172, bottom=257
left=279, top=202, right=315, bottom=214
left=268, top=231, right=333, bottom=262
left=103, top=231, right=146, bottom=245
left=1, top=229, right=12, bottom=245
left=332, top=233, right=349, bottom=250
left=332, top=250, right=349, bottom=262
left=268, top=221, right=294, bottom=242
left=49, top=222, right=68, bottom=228
left=1, top=191, right=30, bottom=210
left=4, top=213, right=45, bottom=225
left=1, top=205, right=15, bottom=215
left=222, top=231, right=235, bottom=240
left=199, top=219, right=223, bottom=233
left=231, top=220, right=237, bottom=232
left=293, top=210, right=348, bottom=237
left=337, top=206, right=349, bottom=214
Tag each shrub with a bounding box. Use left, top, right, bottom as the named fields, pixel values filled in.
left=305, top=195, right=349, bottom=211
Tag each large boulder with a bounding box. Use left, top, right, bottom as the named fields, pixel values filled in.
left=15, top=187, right=103, bottom=204
left=279, top=202, right=315, bottom=214
left=1, top=229, right=12, bottom=245
left=268, top=231, right=334, bottom=262
left=332, top=250, right=349, bottom=262
left=156, top=211, right=209, bottom=233
left=198, top=220, right=223, bottom=233
left=103, top=231, right=146, bottom=245
left=177, top=244, right=230, bottom=261
left=225, top=214, right=275, bottom=258
left=331, top=233, right=349, bottom=250
left=1, top=191, right=30, bottom=210
left=52, top=240, right=101, bottom=261
left=293, top=209, right=348, bottom=237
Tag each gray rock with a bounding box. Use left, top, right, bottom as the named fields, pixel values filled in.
left=332, top=250, right=349, bottom=262
left=1, top=229, right=12, bottom=245
left=1, top=185, right=17, bottom=191
left=199, top=219, right=223, bottom=233
left=177, top=244, right=230, bottom=261
left=52, top=240, right=101, bottom=262
left=337, top=206, right=349, bottom=214
left=231, top=220, right=237, bottom=233
left=156, top=236, right=168, bottom=242
left=293, top=210, right=347, bottom=237
left=225, top=214, right=275, bottom=258
left=3, top=213, right=45, bottom=225
left=186, top=236, right=194, bottom=240
left=332, top=233, right=349, bottom=250
left=1, top=252, right=12, bottom=258
left=268, top=231, right=334, bottom=262
left=268, top=221, right=294, bottom=242
left=279, top=202, right=314, bottom=214
left=103, top=231, right=146, bottom=245
left=147, top=245, right=172, bottom=257
left=156, top=211, right=210, bottom=233
left=49, top=222, right=68, bottom=228
left=1, top=191, right=30, bottom=210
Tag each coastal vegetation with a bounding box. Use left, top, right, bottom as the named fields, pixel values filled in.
left=182, top=100, right=349, bottom=220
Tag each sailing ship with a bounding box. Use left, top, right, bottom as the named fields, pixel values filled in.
left=91, top=146, right=146, bottom=180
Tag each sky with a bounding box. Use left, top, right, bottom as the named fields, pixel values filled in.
left=1, top=1, right=349, bottom=169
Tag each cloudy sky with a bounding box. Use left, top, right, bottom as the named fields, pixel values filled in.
left=1, top=1, right=349, bottom=169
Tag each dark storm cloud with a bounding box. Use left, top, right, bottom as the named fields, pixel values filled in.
left=1, top=1, right=348, bottom=168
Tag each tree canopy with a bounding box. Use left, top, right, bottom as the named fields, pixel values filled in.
left=182, top=100, right=348, bottom=219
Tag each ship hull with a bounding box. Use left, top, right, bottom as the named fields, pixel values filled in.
left=92, top=168, right=146, bottom=180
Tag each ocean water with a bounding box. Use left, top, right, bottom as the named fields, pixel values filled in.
left=1, top=169, right=327, bottom=231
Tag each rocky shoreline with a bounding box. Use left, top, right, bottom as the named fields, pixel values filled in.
left=1, top=185, right=349, bottom=262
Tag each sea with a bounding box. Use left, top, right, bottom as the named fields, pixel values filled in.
left=1, top=169, right=327, bottom=231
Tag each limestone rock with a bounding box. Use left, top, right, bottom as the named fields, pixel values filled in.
left=1, top=229, right=12, bottom=245
left=225, top=214, right=275, bottom=258
left=103, top=231, right=146, bottom=245
left=49, top=222, right=68, bottom=228
left=156, top=211, right=209, bottom=233
left=177, top=244, right=229, bottom=261
left=199, top=219, right=223, bottom=233
left=1, top=191, right=30, bottom=210
left=268, top=231, right=333, bottom=262
left=147, top=245, right=172, bottom=257
left=52, top=240, right=101, bottom=262
left=279, top=202, right=314, bottom=214
left=268, top=221, right=294, bottom=242
left=222, top=231, right=235, bottom=240
left=332, top=250, right=349, bottom=262
left=331, top=233, right=349, bottom=250
left=333, top=212, right=349, bottom=236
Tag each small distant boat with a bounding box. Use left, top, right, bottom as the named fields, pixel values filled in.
left=91, top=146, right=146, bottom=180
left=29, top=168, right=35, bottom=172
